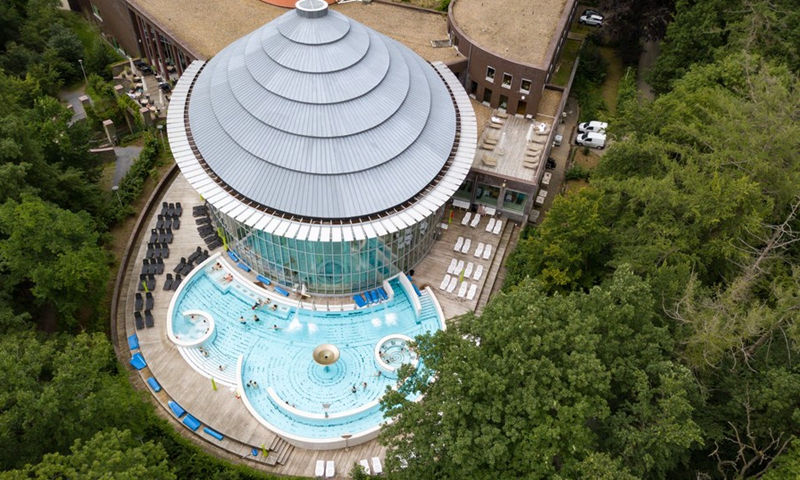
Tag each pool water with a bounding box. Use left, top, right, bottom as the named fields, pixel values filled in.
left=173, top=313, right=210, bottom=342
left=171, top=267, right=443, bottom=441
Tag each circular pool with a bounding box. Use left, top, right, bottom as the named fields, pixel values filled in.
left=168, top=309, right=215, bottom=347
left=375, top=334, right=418, bottom=379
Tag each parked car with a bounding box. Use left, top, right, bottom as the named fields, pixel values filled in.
left=576, top=132, right=607, bottom=149
left=578, top=120, right=608, bottom=134
left=579, top=10, right=604, bottom=27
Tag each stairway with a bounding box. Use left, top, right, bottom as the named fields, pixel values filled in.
left=475, top=220, right=517, bottom=313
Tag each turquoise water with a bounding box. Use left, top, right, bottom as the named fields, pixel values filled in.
left=172, top=314, right=210, bottom=342
left=172, top=267, right=442, bottom=440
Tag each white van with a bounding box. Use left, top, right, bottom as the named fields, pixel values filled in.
left=575, top=132, right=606, bottom=149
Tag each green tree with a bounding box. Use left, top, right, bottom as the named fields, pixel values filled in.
left=1, top=429, right=176, bottom=480
left=0, top=196, right=109, bottom=326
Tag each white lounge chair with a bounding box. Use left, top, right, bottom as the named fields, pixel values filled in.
left=464, top=262, right=474, bottom=278
left=372, top=457, right=383, bottom=475
left=470, top=213, right=481, bottom=228
left=315, top=460, right=325, bottom=477
left=485, top=217, right=496, bottom=232
left=483, top=244, right=493, bottom=260
left=467, top=284, right=477, bottom=300
left=493, top=220, right=502, bottom=235
left=473, top=265, right=484, bottom=281
left=359, top=459, right=371, bottom=475
left=447, top=277, right=457, bottom=293
left=325, top=461, right=335, bottom=478
left=455, top=259, right=465, bottom=274
left=461, top=238, right=472, bottom=254
left=453, top=236, right=464, bottom=252
left=474, top=242, right=484, bottom=258
left=447, top=258, right=457, bottom=274
left=458, top=281, right=468, bottom=298
left=461, top=211, right=471, bottom=226
left=439, top=274, right=451, bottom=290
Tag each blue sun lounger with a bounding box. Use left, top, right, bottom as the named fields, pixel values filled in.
left=130, top=353, right=146, bottom=370
left=228, top=251, right=238, bottom=262
left=377, top=288, right=388, bottom=301
left=274, top=286, right=289, bottom=297
left=203, top=427, right=224, bottom=441
left=127, top=334, right=139, bottom=350
left=368, top=290, right=379, bottom=303
left=256, top=274, right=271, bottom=285
left=353, top=295, right=367, bottom=308
left=183, top=414, right=201, bottom=431
left=237, top=262, right=250, bottom=272
left=147, top=377, right=162, bottom=392
left=168, top=400, right=186, bottom=418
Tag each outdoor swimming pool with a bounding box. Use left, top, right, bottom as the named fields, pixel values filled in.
left=169, top=259, right=444, bottom=446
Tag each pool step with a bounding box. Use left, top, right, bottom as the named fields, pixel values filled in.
left=182, top=347, right=238, bottom=386
left=265, top=436, right=293, bottom=466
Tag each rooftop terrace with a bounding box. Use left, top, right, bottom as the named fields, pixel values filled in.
left=451, top=0, right=569, bottom=66
left=130, top=0, right=462, bottom=63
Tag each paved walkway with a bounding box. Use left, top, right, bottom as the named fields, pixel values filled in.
left=113, top=146, right=143, bottom=186
left=59, top=85, right=88, bottom=124
left=637, top=40, right=660, bottom=101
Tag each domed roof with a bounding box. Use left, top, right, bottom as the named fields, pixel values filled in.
left=187, top=0, right=457, bottom=220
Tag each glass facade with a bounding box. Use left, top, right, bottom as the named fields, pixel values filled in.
left=475, top=183, right=500, bottom=207
left=210, top=207, right=445, bottom=296
left=503, top=189, right=527, bottom=213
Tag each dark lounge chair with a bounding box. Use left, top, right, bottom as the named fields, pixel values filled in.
left=155, top=257, right=165, bottom=275
left=145, top=310, right=154, bottom=328
left=134, top=311, right=145, bottom=330
left=156, top=215, right=165, bottom=229
left=160, top=242, right=169, bottom=259
left=146, top=274, right=156, bottom=291
left=173, top=274, right=182, bottom=289
left=165, top=228, right=173, bottom=244
left=145, top=292, right=154, bottom=310
left=175, top=202, right=183, bottom=217
left=174, top=257, right=186, bottom=273
left=167, top=203, right=175, bottom=217
left=172, top=217, right=180, bottom=230
left=207, top=239, right=222, bottom=250
left=188, top=246, right=202, bottom=264
left=135, top=293, right=143, bottom=311
left=196, top=217, right=211, bottom=225
left=161, top=201, right=169, bottom=217
left=163, top=273, right=174, bottom=291
left=138, top=274, right=147, bottom=291
left=149, top=228, right=158, bottom=243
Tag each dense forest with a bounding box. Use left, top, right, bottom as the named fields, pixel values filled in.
left=380, top=0, right=800, bottom=479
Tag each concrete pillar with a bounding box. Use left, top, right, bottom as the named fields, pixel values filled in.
left=139, top=107, right=154, bottom=127
left=113, top=84, right=125, bottom=97
left=79, top=95, right=91, bottom=110
left=102, top=119, right=117, bottom=146
left=65, top=104, right=74, bottom=114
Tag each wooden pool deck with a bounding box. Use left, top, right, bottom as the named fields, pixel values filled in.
left=119, top=173, right=515, bottom=477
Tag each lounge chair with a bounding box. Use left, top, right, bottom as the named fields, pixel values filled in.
left=461, top=211, right=471, bottom=226
left=135, top=293, right=143, bottom=311
left=447, top=258, right=458, bottom=274
left=446, top=277, right=457, bottom=293
left=378, top=288, right=389, bottom=301
left=474, top=242, right=484, bottom=258
left=485, top=217, right=496, bottom=232
left=453, top=236, right=464, bottom=252
left=161, top=202, right=169, bottom=217
left=147, top=377, right=162, bottom=392
left=458, top=282, right=468, bottom=298
left=483, top=244, right=493, bottom=260
left=168, top=400, right=186, bottom=418
left=192, top=207, right=207, bottom=218
left=325, top=461, right=335, bottom=478
left=149, top=228, right=158, bottom=243
left=237, top=262, right=250, bottom=272
left=439, top=274, right=451, bottom=290
left=138, top=274, right=147, bottom=292
left=493, top=220, right=502, bottom=235
left=353, top=295, right=367, bottom=308
left=470, top=214, right=481, bottom=228
left=473, top=265, right=484, bottom=281
left=174, top=257, right=186, bottom=273
left=207, top=239, right=222, bottom=250
left=145, top=292, right=154, bottom=310
left=455, top=260, right=464, bottom=274
left=359, top=459, right=371, bottom=475
left=175, top=202, right=182, bottom=217
left=134, top=311, right=145, bottom=330
left=274, top=286, right=290, bottom=297
left=188, top=247, right=202, bottom=263
left=196, top=216, right=211, bottom=225
left=167, top=203, right=175, bottom=217
left=315, top=460, right=325, bottom=477
left=155, top=257, right=165, bottom=275
left=127, top=334, right=139, bottom=350
left=160, top=242, right=169, bottom=259
left=172, top=217, right=180, bottom=229
left=372, top=457, right=383, bottom=475
left=173, top=274, right=182, bottom=289
left=180, top=263, right=194, bottom=276
left=464, top=262, right=474, bottom=278
left=256, top=274, right=272, bottom=285
left=165, top=228, right=173, bottom=244
left=156, top=215, right=165, bottom=229
left=203, top=427, right=224, bottom=441
left=130, top=352, right=146, bottom=370
left=467, top=284, right=477, bottom=300
left=147, top=274, right=156, bottom=291
left=461, top=238, right=471, bottom=254
left=183, top=414, right=201, bottom=431
left=141, top=259, right=151, bottom=276
left=145, top=310, right=154, bottom=328
left=163, top=273, right=174, bottom=291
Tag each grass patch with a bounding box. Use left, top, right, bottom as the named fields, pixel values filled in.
left=598, top=47, right=624, bottom=113
left=552, top=39, right=582, bottom=87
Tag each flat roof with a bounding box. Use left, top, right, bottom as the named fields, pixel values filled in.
left=131, top=0, right=462, bottom=63
left=451, top=0, right=569, bottom=66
